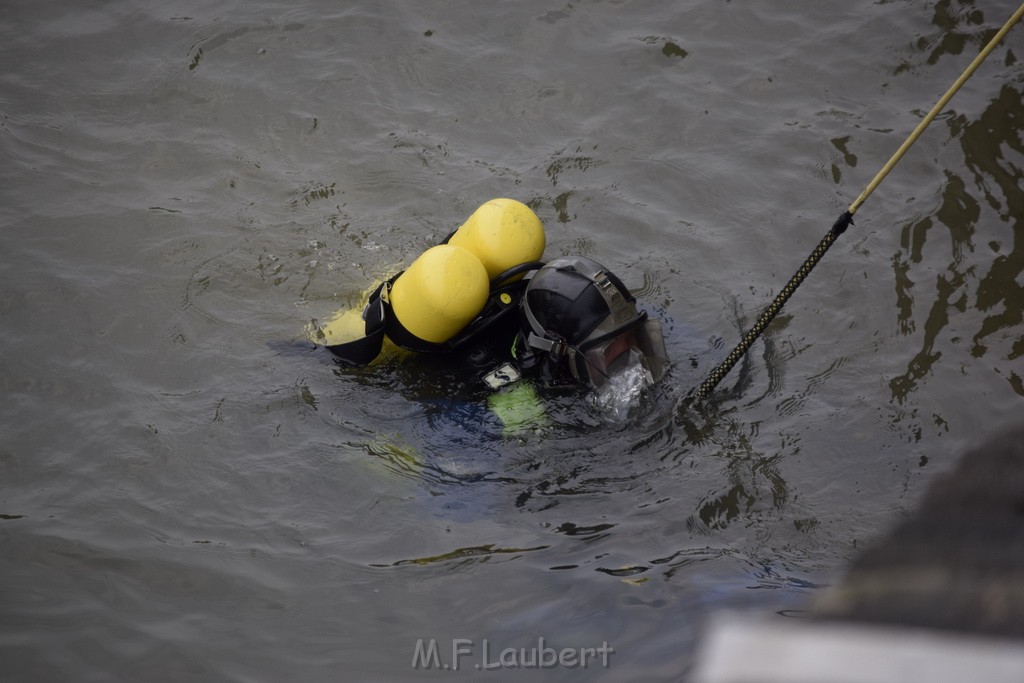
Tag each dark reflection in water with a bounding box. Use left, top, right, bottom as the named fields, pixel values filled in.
left=891, top=84, right=1023, bottom=402
left=674, top=394, right=792, bottom=538
left=372, top=543, right=550, bottom=568
left=896, top=0, right=1004, bottom=72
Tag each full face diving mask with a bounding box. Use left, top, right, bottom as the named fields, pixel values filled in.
left=515, top=256, right=668, bottom=388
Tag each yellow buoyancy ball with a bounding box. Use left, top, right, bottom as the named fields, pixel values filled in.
left=447, top=198, right=545, bottom=280
left=389, top=244, right=489, bottom=344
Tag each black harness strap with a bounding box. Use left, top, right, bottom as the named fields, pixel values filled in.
left=324, top=279, right=392, bottom=365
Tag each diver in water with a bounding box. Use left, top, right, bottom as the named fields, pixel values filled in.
left=315, top=198, right=669, bottom=424
left=297, top=199, right=673, bottom=521
left=307, top=194, right=667, bottom=432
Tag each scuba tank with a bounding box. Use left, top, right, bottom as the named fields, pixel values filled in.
left=389, top=244, right=489, bottom=344
left=446, top=197, right=545, bottom=280
left=324, top=198, right=546, bottom=366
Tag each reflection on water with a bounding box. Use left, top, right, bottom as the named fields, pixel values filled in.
left=891, top=83, right=1023, bottom=402
left=372, top=543, right=550, bottom=569
left=918, top=0, right=996, bottom=66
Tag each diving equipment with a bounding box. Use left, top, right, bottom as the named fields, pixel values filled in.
left=514, top=256, right=668, bottom=388
left=324, top=199, right=546, bottom=365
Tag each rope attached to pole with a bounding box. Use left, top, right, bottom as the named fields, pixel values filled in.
left=694, top=3, right=1024, bottom=401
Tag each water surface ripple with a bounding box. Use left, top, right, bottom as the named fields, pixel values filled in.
left=1, top=1, right=1021, bottom=680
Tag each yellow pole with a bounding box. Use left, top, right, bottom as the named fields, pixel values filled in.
left=848, top=2, right=1024, bottom=216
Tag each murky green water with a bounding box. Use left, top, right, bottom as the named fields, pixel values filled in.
left=1, top=0, right=1021, bottom=680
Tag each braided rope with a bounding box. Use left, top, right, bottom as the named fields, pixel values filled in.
left=694, top=211, right=851, bottom=399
